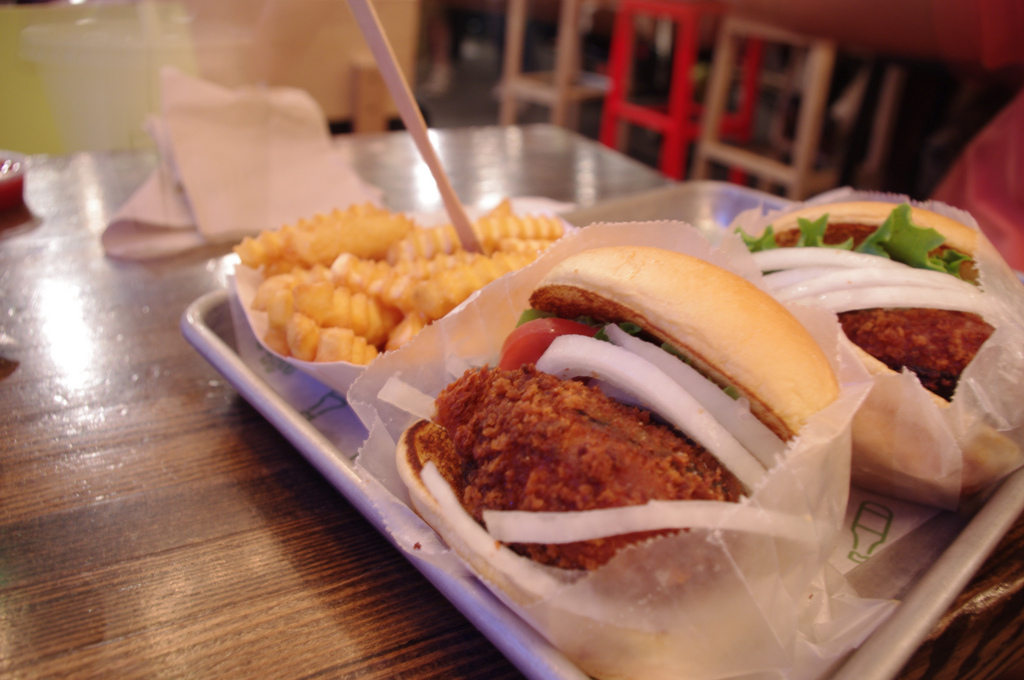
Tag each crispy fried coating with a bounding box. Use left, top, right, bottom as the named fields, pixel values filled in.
left=840, top=308, right=994, bottom=400
left=778, top=223, right=991, bottom=398
left=434, top=365, right=743, bottom=571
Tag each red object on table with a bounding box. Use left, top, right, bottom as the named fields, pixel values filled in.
left=599, top=0, right=762, bottom=180
left=0, top=156, right=25, bottom=212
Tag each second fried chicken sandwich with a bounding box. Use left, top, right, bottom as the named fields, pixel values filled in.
left=738, top=200, right=1024, bottom=506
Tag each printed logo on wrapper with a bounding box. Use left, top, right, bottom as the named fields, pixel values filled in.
left=831, top=488, right=939, bottom=575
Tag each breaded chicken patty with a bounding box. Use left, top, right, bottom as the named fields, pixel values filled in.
left=839, top=308, right=993, bottom=400
left=433, top=364, right=743, bottom=571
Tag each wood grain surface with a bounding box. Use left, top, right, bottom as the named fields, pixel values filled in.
left=1, top=124, right=1021, bottom=680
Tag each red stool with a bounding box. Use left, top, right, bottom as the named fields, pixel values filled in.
left=599, top=0, right=762, bottom=180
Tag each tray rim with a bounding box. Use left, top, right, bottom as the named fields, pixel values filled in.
left=181, top=289, right=590, bottom=680
left=183, top=287, right=1024, bottom=680
left=181, top=173, right=1024, bottom=677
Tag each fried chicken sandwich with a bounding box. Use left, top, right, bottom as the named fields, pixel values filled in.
left=385, top=243, right=870, bottom=679
left=738, top=200, right=1024, bottom=507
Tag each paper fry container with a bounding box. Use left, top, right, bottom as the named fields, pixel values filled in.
left=230, top=265, right=366, bottom=395
left=229, top=207, right=578, bottom=398
left=729, top=188, right=1024, bottom=510
left=347, top=221, right=896, bottom=680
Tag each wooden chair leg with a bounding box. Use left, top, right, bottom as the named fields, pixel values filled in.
left=551, top=0, right=583, bottom=126
left=788, top=39, right=835, bottom=199
left=352, top=58, right=390, bottom=133
left=692, top=15, right=737, bottom=180
left=500, top=0, right=528, bottom=126
left=855, top=63, right=907, bottom=190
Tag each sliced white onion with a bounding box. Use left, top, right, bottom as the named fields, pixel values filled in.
left=535, top=334, right=766, bottom=492
left=379, top=376, right=437, bottom=420
left=482, top=500, right=819, bottom=544
left=752, top=248, right=908, bottom=272
left=420, top=462, right=567, bottom=598
left=794, top=285, right=987, bottom=314
left=590, top=379, right=646, bottom=409
left=762, top=266, right=851, bottom=290
left=602, top=323, right=785, bottom=468
left=771, top=266, right=979, bottom=303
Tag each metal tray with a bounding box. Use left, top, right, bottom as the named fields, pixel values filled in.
left=182, top=182, right=1024, bottom=680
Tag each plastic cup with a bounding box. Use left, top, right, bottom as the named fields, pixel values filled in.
left=20, top=12, right=197, bottom=152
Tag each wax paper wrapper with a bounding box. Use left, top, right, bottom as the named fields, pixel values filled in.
left=729, top=188, right=1024, bottom=510
left=346, top=221, right=897, bottom=680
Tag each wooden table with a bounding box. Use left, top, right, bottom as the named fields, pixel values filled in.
left=1, top=123, right=1021, bottom=679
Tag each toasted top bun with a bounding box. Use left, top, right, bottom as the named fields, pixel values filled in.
left=528, top=246, right=839, bottom=440
left=767, top=201, right=979, bottom=256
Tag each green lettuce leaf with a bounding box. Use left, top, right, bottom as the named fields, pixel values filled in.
left=882, top=204, right=967, bottom=276
left=736, top=203, right=972, bottom=279
left=739, top=224, right=779, bottom=252
left=797, top=214, right=853, bottom=250
left=515, top=308, right=555, bottom=326
left=853, top=216, right=892, bottom=258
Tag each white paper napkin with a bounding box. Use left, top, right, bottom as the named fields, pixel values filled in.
left=103, top=67, right=383, bottom=260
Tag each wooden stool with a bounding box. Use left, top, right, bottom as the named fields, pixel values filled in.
left=691, top=15, right=838, bottom=199
left=498, top=0, right=608, bottom=128
left=598, top=0, right=762, bottom=180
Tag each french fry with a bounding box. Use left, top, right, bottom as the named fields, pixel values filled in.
left=288, top=204, right=414, bottom=265
left=252, top=273, right=299, bottom=312
left=266, top=288, right=295, bottom=330
left=239, top=202, right=561, bottom=362
left=396, top=251, right=480, bottom=278
left=322, top=287, right=402, bottom=347
left=387, top=224, right=463, bottom=264
left=262, top=326, right=290, bottom=356
left=234, top=203, right=415, bottom=274
left=473, top=213, right=565, bottom=254
left=494, top=237, right=556, bottom=255
left=386, top=312, right=429, bottom=352
left=292, top=281, right=336, bottom=326
left=315, top=327, right=379, bottom=365
left=411, top=251, right=539, bottom=320
left=286, top=313, right=320, bottom=362
left=331, top=253, right=396, bottom=296
left=235, top=229, right=287, bottom=271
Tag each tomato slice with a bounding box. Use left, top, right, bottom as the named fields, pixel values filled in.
left=498, top=317, right=599, bottom=370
